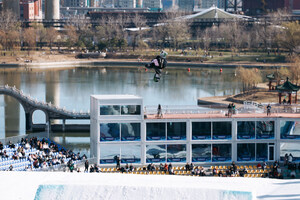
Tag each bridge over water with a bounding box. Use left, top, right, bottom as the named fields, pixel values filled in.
left=0, top=85, right=90, bottom=132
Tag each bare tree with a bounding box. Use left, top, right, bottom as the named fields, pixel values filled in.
left=45, top=27, right=58, bottom=50
left=289, top=56, right=300, bottom=85
left=201, top=28, right=210, bottom=51
left=95, top=16, right=120, bottom=51
left=31, top=23, right=47, bottom=49
left=115, top=14, right=130, bottom=51
left=22, top=28, right=36, bottom=55
left=65, top=25, right=78, bottom=50
left=277, top=21, right=300, bottom=54
left=237, top=66, right=262, bottom=93
left=0, top=10, right=21, bottom=51
left=154, top=11, right=190, bottom=51
left=131, top=13, right=147, bottom=51
left=69, top=17, right=94, bottom=50
left=167, top=19, right=190, bottom=50
left=219, top=21, right=246, bottom=54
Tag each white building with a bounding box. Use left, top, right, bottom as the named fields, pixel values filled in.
left=90, top=95, right=143, bottom=164
left=91, top=95, right=300, bottom=166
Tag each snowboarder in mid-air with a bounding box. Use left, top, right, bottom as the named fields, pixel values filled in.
left=145, top=51, right=168, bottom=82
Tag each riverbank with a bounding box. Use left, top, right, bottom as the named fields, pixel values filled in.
left=0, top=51, right=291, bottom=69
left=198, top=83, right=295, bottom=107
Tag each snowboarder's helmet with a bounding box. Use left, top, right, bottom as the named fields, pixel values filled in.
left=160, top=51, right=168, bottom=58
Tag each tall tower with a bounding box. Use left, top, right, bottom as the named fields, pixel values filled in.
left=45, top=0, right=60, bottom=20
left=3, top=0, right=20, bottom=18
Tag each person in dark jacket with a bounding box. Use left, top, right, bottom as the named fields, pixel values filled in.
left=145, top=51, right=168, bottom=82
left=84, top=160, right=89, bottom=172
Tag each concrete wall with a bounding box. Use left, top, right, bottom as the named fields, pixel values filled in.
left=2, top=0, right=20, bottom=18
left=45, top=0, right=60, bottom=20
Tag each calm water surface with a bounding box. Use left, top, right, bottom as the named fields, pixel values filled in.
left=0, top=65, right=244, bottom=156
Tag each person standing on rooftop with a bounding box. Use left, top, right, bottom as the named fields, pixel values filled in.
left=267, top=104, right=271, bottom=116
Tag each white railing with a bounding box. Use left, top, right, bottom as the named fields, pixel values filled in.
left=144, top=105, right=224, bottom=115
left=144, top=104, right=300, bottom=115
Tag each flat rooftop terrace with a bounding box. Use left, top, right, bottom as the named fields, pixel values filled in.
left=146, top=112, right=300, bottom=119
left=144, top=104, right=300, bottom=119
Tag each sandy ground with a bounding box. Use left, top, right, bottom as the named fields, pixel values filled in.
left=0, top=51, right=89, bottom=64
left=0, top=51, right=290, bottom=67
left=198, top=83, right=297, bottom=106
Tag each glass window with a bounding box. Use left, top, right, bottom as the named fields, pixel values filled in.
left=100, top=123, right=120, bottom=141
left=237, top=121, right=255, bottom=139
left=212, top=144, right=231, bottom=162
left=280, top=121, right=300, bottom=139
left=192, top=144, right=211, bottom=162
left=213, top=122, right=232, bottom=140
left=237, top=143, right=255, bottom=161
left=167, top=144, right=186, bottom=162
left=121, top=105, right=141, bottom=115
left=146, top=145, right=166, bottom=163
left=280, top=143, right=300, bottom=162
left=121, top=145, right=141, bottom=163
left=256, top=121, right=274, bottom=139
left=146, top=123, right=166, bottom=140
left=100, top=105, right=120, bottom=115
left=192, top=122, right=211, bottom=140
left=167, top=122, right=186, bottom=140
left=121, top=123, right=141, bottom=141
left=100, top=145, right=120, bottom=164
left=256, top=143, right=268, bottom=161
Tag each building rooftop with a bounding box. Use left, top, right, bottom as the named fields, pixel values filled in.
left=276, top=78, right=300, bottom=92
left=182, top=6, right=248, bottom=20
left=145, top=112, right=300, bottom=119
left=91, top=94, right=142, bottom=100
left=144, top=103, right=300, bottom=119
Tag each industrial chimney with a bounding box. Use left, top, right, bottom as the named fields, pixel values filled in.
left=45, top=0, right=60, bottom=20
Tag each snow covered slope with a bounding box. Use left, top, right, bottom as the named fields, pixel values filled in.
left=0, top=172, right=299, bottom=200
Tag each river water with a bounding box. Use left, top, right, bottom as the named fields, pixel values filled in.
left=0, top=65, right=246, bottom=156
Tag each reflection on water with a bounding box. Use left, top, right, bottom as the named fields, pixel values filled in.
left=0, top=65, right=243, bottom=154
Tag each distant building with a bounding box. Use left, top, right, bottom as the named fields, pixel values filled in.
left=143, top=0, right=162, bottom=11
left=90, top=0, right=100, bottom=7
left=63, top=0, right=90, bottom=7
left=2, top=0, right=42, bottom=20
left=2, top=0, right=20, bottom=18
left=201, top=0, right=225, bottom=8
left=20, top=1, right=35, bottom=19
left=294, top=0, right=300, bottom=15
left=136, top=0, right=143, bottom=8
left=119, top=0, right=136, bottom=8
left=20, top=0, right=42, bottom=20
left=242, top=0, right=299, bottom=16
left=178, top=0, right=194, bottom=11
left=161, top=0, right=173, bottom=10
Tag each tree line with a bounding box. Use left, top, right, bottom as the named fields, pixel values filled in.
left=0, top=10, right=299, bottom=54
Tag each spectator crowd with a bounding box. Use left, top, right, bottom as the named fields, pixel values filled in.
left=0, top=137, right=86, bottom=171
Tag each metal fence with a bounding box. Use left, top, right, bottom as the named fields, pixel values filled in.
left=34, top=157, right=97, bottom=172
